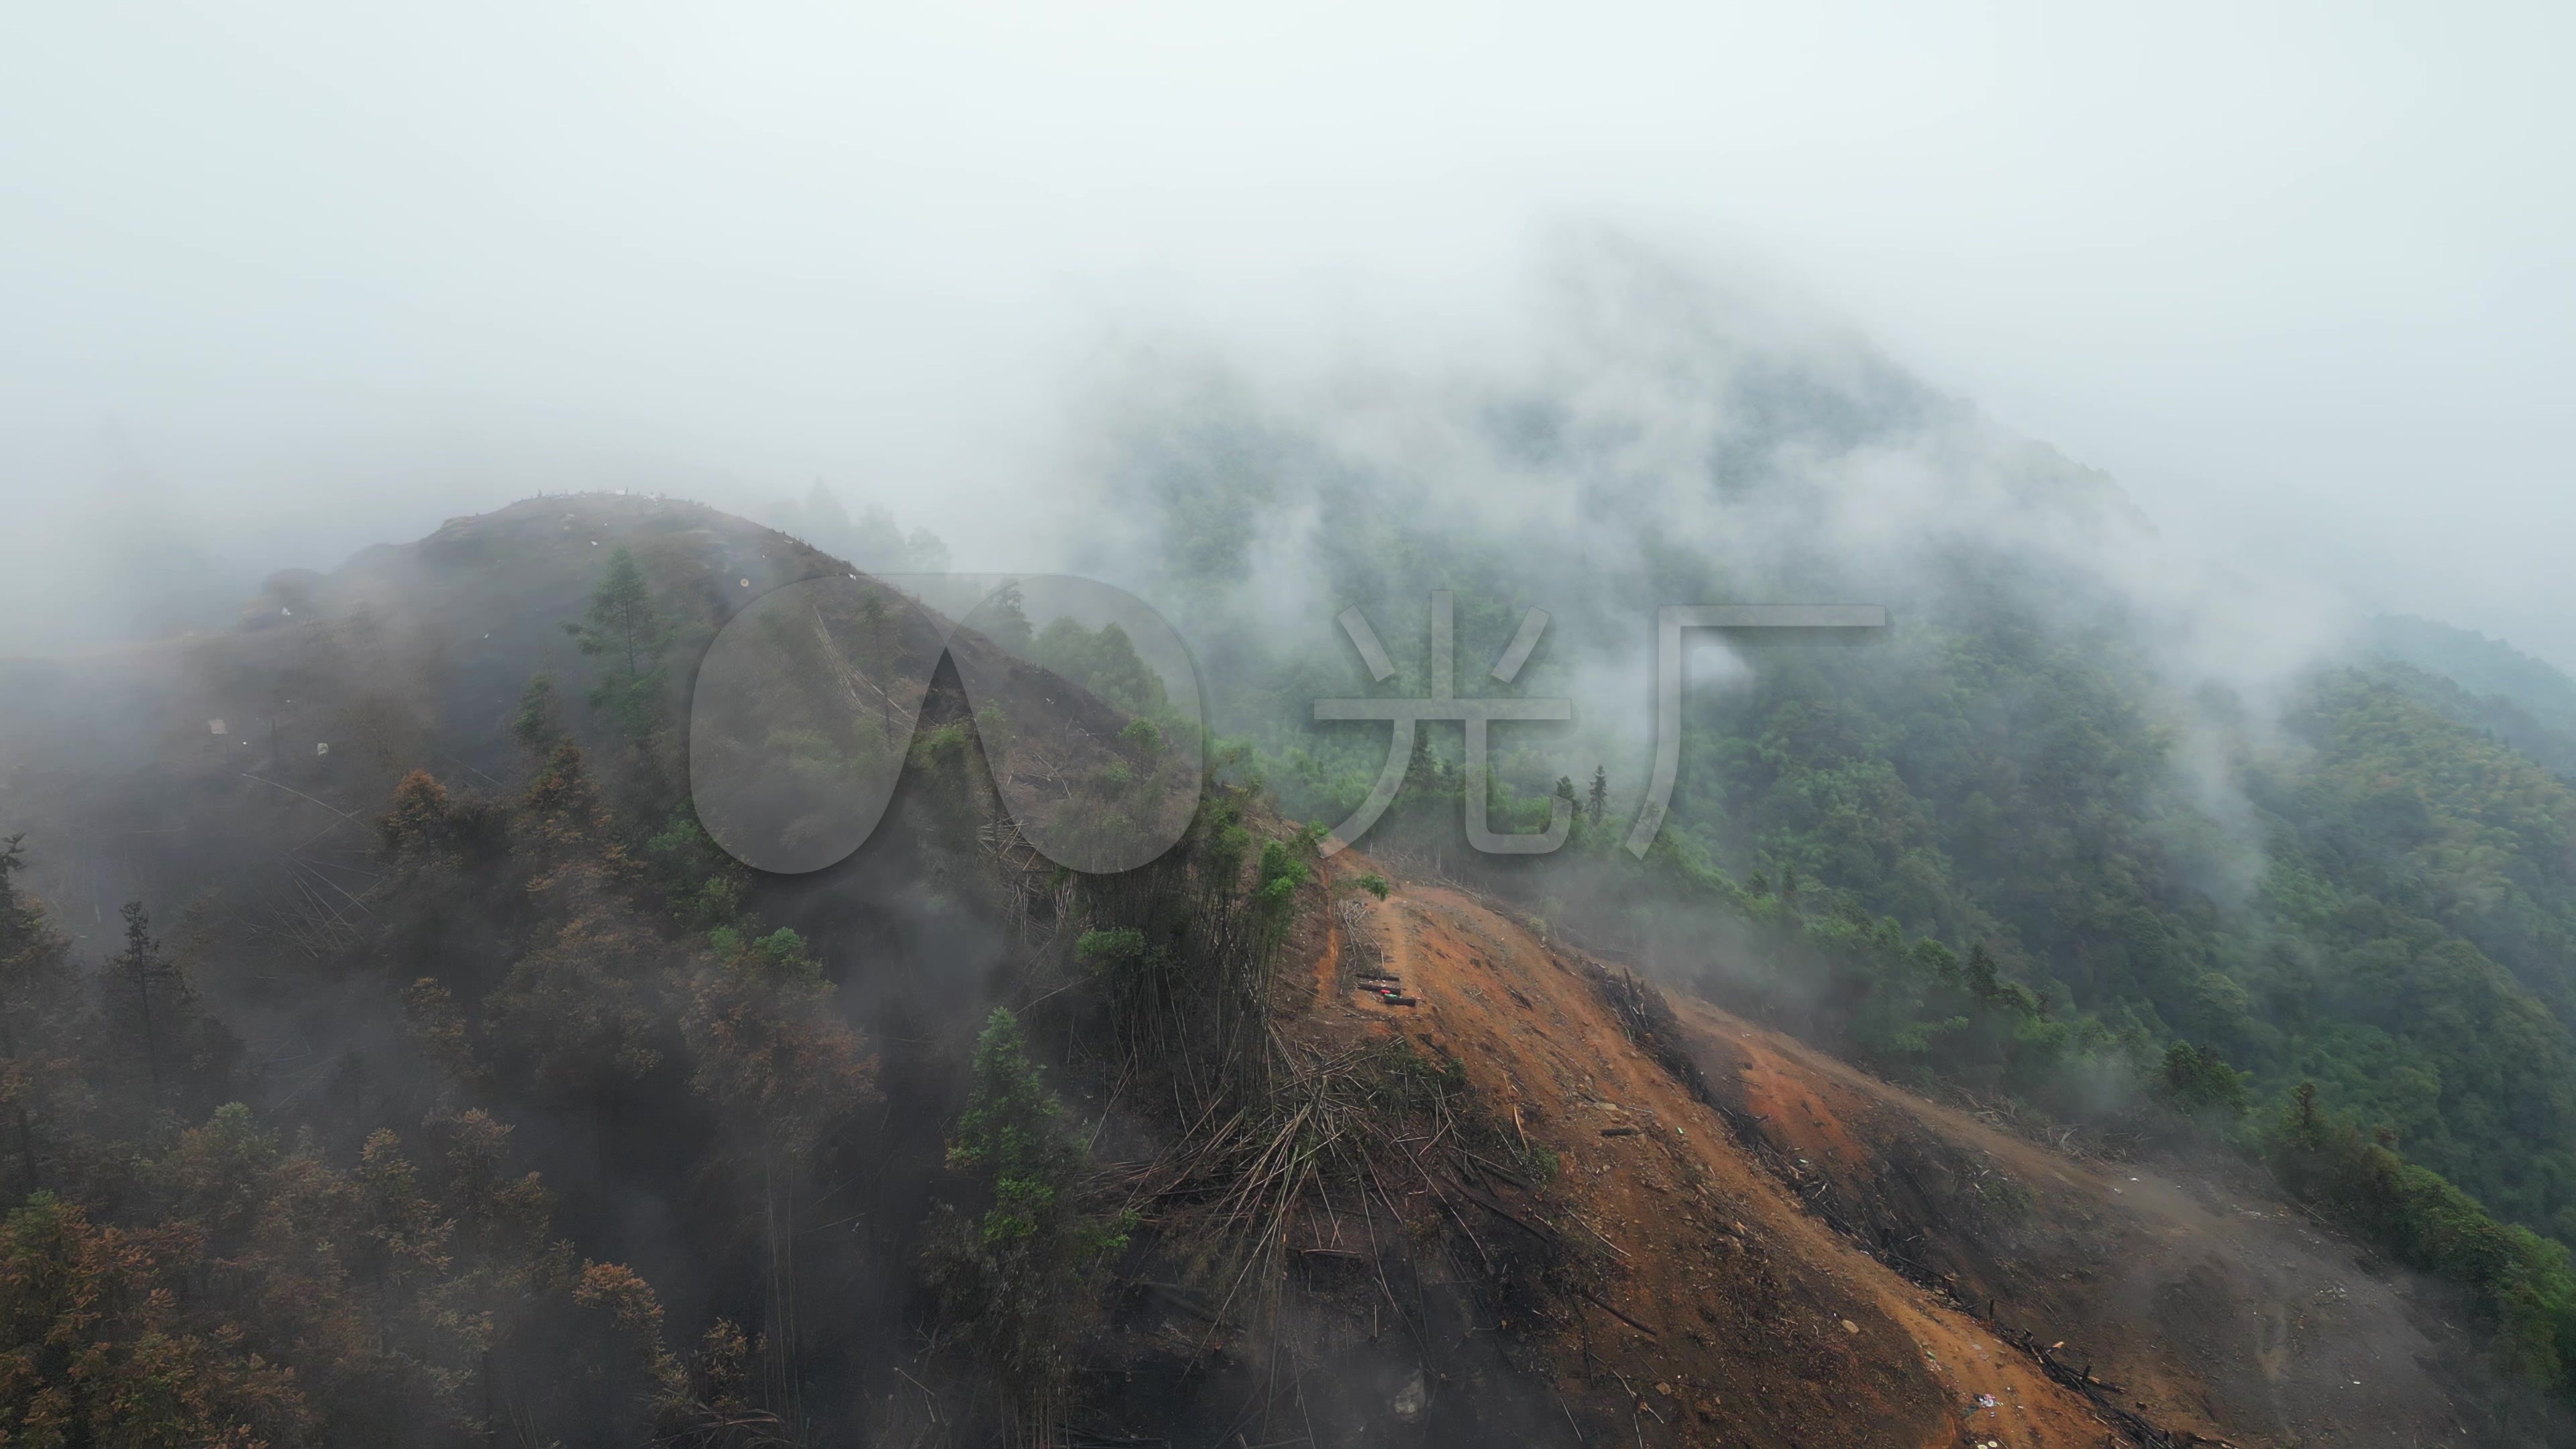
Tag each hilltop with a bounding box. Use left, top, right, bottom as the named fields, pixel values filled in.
left=0, top=495, right=2565, bottom=1446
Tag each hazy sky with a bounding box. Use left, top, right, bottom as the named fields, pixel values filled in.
left=3, top=3, right=2569, bottom=659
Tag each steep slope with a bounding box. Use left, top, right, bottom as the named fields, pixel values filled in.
left=1314, top=856, right=2127, bottom=1448
left=1073, top=251, right=2576, bottom=1285
left=1313, top=853, right=2555, bottom=1447
left=1673, top=999, right=2550, bottom=1446
left=5, top=494, right=2560, bottom=1446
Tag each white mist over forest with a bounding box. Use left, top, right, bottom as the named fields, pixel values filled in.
left=3, top=3, right=2571, bottom=665
left=13, top=11, right=2576, bottom=1446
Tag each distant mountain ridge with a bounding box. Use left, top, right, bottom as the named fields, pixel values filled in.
left=2365, top=614, right=2576, bottom=781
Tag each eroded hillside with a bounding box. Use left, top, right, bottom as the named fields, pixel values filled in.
left=0, top=495, right=2555, bottom=1448
left=1300, top=851, right=2544, bottom=1448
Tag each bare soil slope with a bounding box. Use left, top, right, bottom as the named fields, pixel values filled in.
left=1674, top=996, right=2526, bottom=1447
left=1315, top=857, right=2133, bottom=1448
left=1308, top=855, right=2543, bottom=1447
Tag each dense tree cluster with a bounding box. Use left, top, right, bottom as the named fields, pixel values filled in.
left=0, top=533, right=1328, bottom=1444
left=0, top=553, right=905, bottom=1443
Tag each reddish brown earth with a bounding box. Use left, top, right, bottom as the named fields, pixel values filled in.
left=1674, top=998, right=2496, bottom=1447
left=1305, top=854, right=2516, bottom=1448
left=1313, top=857, right=2130, bottom=1448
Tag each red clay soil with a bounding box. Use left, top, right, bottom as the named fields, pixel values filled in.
left=1309, top=854, right=2131, bottom=1449
left=1671, top=998, right=2506, bottom=1447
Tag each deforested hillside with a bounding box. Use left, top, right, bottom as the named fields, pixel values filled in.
left=2, top=494, right=2571, bottom=1448
left=11, top=3, right=2569, bottom=1444
left=1049, top=246, right=2576, bottom=1431
left=1304, top=853, right=2568, bottom=1446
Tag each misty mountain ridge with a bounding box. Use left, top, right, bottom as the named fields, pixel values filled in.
left=7, top=482, right=2576, bottom=1442
left=9, top=3, right=2572, bottom=1441
left=9, top=252, right=2576, bottom=1444
left=2356, top=614, right=2576, bottom=780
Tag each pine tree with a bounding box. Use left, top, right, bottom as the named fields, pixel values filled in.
left=984, top=581, right=1036, bottom=656
left=0, top=837, right=83, bottom=1192
left=1964, top=941, right=2002, bottom=1001
left=903, top=524, right=952, bottom=572
left=2159, top=1040, right=2250, bottom=1118
left=851, top=505, right=910, bottom=572
left=802, top=478, right=853, bottom=544
left=109, top=901, right=180, bottom=1108
left=564, top=547, right=672, bottom=743
left=1587, top=765, right=1608, bottom=826
left=678, top=924, right=877, bottom=1423
left=511, top=673, right=564, bottom=755
left=930, top=1008, right=1132, bottom=1446
left=860, top=590, right=896, bottom=740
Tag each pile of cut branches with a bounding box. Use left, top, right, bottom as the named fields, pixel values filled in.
left=1118, top=1032, right=1576, bottom=1356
